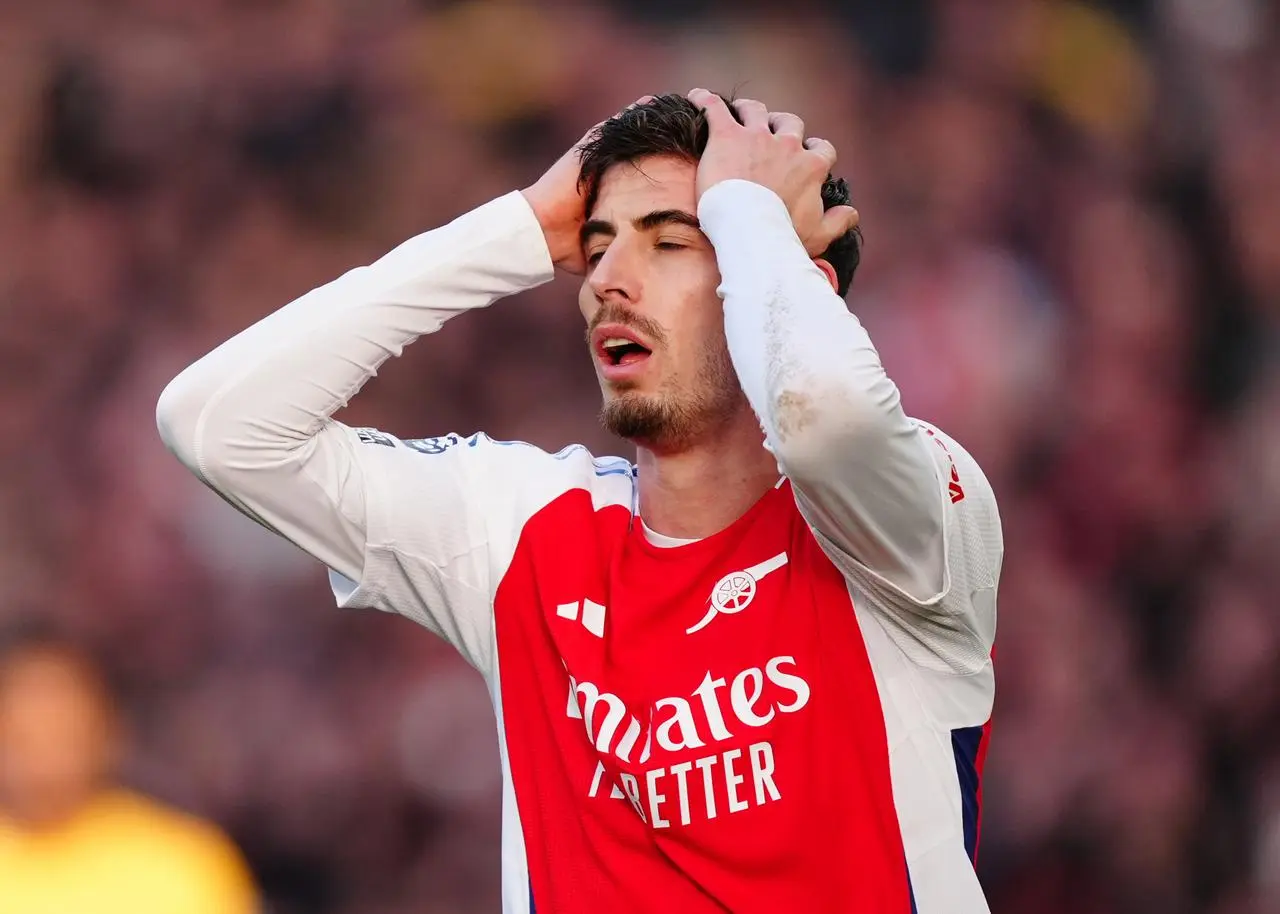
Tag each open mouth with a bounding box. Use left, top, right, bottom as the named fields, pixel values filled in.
left=600, top=337, right=652, bottom=366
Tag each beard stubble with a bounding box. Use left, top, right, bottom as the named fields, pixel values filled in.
left=598, top=336, right=744, bottom=450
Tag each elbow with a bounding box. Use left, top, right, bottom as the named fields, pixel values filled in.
left=155, top=369, right=205, bottom=471
left=767, top=376, right=896, bottom=467
left=156, top=366, right=239, bottom=483
left=156, top=365, right=315, bottom=491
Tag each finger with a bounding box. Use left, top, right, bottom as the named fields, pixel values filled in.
left=804, top=136, right=838, bottom=169
left=813, top=205, right=860, bottom=251
left=731, top=97, right=770, bottom=130
left=688, top=88, right=737, bottom=130
left=768, top=111, right=805, bottom=138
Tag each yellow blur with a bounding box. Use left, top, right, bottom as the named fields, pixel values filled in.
left=0, top=788, right=257, bottom=914
left=0, top=636, right=258, bottom=914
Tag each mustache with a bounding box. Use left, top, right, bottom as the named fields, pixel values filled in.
left=586, top=304, right=667, bottom=348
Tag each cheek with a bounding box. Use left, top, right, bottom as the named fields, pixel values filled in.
left=690, top=259, right=727, bottom=338
left=697, top=312, right=732, bottom=367
left=667, top=253, right=722, bottom=319
left=696, top=248, right=723, bottom=298
left=577, top=281, right=595, bottom=323
left=670, top=298, right=730, bottom=373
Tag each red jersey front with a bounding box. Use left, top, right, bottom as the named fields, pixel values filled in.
left=322, top=429, right=1000, bottom=914
left=496, top=481, right=910, bottom=913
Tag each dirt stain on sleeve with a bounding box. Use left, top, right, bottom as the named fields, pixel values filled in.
left=772, top=389, right=818, bottom=443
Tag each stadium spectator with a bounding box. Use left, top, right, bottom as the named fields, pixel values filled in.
left=0, top=628, right=259, bottom=914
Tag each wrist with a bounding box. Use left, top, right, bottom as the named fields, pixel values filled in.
left=520, top=189, right=574, bottom=255
left=698, top=180, right=795, bottom=245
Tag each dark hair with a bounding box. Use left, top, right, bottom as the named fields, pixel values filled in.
left=0, top=619, right=115, bottom=701
left=577, top=92, right=862, bottom=297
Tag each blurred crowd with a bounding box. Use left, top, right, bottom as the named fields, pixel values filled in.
left=0, top=0, right=1278, bottom=912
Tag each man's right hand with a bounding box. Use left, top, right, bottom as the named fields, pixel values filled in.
left=522, top=97, right=653, bottom=275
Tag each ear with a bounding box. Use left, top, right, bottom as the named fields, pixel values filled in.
left=812, top=258, right=839, bottom=293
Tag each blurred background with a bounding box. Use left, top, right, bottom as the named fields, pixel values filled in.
left=0, top=0, right=1278, bottom=912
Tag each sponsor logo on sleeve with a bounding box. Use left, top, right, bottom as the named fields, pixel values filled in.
left=355, top=428, right=395, bottom=448
left=403, top=434, right=463, bottom=455
left=922, top=427, right=966, bottom=503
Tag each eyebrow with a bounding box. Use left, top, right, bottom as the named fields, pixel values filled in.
left=580, top=209, right=702, bottom=246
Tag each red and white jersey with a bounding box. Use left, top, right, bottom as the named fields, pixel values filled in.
left=329, top=427, right=998, bottom=914
left=158, top=182, right=1003, bottom=913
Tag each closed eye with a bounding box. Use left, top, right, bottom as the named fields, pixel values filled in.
left=656, top=242, right=687, bottom=251
left=585, top=250, right=606, bottom=266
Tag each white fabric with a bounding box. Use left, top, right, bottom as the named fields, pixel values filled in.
left=157, top=191, right=559, bottom=673
left=640, top=520, right=701, bottom=548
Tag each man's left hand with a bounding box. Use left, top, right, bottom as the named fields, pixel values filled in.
left=687, top=89, right=858, bottom=257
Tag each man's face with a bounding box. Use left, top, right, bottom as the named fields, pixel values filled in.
left=578, top=155, right=745, bottom=450
left=0, top=649, right=115, bottom=824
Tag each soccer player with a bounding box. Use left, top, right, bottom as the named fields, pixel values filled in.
left=158, top=90, right=1002, bottom=913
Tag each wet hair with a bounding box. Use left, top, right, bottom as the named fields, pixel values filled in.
left=577, top=92, right=862, bottom=297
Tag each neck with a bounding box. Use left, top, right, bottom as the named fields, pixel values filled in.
left=635, top=409, right=779, bottom=540
left=1, top=783, right=101, bottom=831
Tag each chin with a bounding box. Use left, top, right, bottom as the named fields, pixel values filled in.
left=600, top=392, right=698, bottom=449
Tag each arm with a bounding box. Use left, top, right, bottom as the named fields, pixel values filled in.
left=156, top=191, right=555, bottom=667
left=159, top=103, right=645, bottom=669
left=699, top=179, right=947, bottom=603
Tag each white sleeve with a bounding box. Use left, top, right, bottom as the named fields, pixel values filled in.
left=156, top=192, right=555, bottom=673
left=699, top=181, right=1002, bottom=659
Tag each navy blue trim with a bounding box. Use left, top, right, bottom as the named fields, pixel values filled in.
left=951, top=725, right=985, bottom=863
left=907, top=864, right=918, bottom=913
left=529, top=879, right=537, bottom=914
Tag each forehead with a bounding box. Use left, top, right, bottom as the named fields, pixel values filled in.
left=588, top=155, right=698, bottom=222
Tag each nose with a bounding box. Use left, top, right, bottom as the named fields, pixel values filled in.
left=587, top=239, right=642, bottom=305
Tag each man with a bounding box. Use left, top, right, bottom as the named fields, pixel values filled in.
left=0, top=629, right=258, bottom=914
left=159, top=90, right=1001, bottom=913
